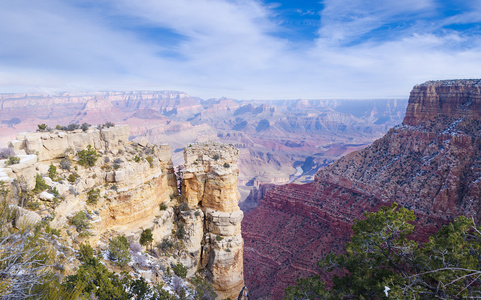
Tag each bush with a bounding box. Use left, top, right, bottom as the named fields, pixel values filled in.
left=113, top=163, right=120, bottom=170
left=67, top=123, right=79, bottom=131
left=213, top=154, right=220, bottom=161
left=108, top=235, right=131, bottom=268
left=216, top=235, right=223, bottom=242
left=113, top=158, right=122, bottom=164
left=158, top=238, right=174, bottom=251
left=77, top=145, right=99, bottom=167
left=81, top=123, right=90, bottom=132
left=60, top=158, right=71, bottom=171
left=87, top=188, right=100, bottom=205
left=48, top=164, right=57, bottom=179
left=37, top=124, right=47, bottom=131
left=223, top=163, right=230, bottom=168
left=6, top=156, right=20, bottom=165
left=32, top=174, right=49, bottom=193
left=190, top=275, right=217, bottom=300
left=139, top=228, right=153, bottom=249
left=0, top=148, right=14, bottom=159
left=67, top=173, right=79, bottom=183
left=71, top=211, right=91, bottom=236
left=134, top=155, right=141, bottom=163
left=160, top=203, right=168, bottom=210
left=172, top=262, right=187, bottom=279
left=176, top=223, right=185, bottom=240
left=103, top=121, right=114, bottom=128
left=145, top=156, right=153, bottom=168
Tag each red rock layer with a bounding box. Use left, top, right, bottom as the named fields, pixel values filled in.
left=242, top=80, right=481, bottom=299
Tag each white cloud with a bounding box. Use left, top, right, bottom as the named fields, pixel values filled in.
left=0, top=0, right=479, bottom=100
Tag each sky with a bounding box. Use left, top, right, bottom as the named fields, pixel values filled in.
left=0, top=0, right=480, bottom=100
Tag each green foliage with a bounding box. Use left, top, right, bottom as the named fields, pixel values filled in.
left=49, top=186, right=59, bottom=197
left=173, top=262, right=187, bottom=279
left=0, top=181, right=8, bottom=201
left=71, top=211, right=91, bottom=237
left=37, top=123, right=47, bottom=131
left=48, top=164, right=57, bottom=179
left=32, top=174, right=50, bottom=193
left=285, top=203, right=481, bottom=299
left=178, top=202, right=189, bottom=211
left=158, top=238, right=174, bottom=252
left=87, top=188, right=100, bottom=204
left=216, top=235, right=223, bottom=242
left=223, top=163, right=230, bottom=168
left=5, top=156, right=20, bottom=165
left=160, top=203, right=168, bottom=210
left=64, top=243, right=130, bottom=300
left=146, top=156, right=154, bottom=168
left=108, top=235, right=131, bottom=268
left=134, top=155, right=141, bottom=163
left=190, top=275, right=218, bottom=300
left=67, top=173, right=79, bottom=183
left=45, top=224, right=61, bottom=237
left=77, top=145, right=99, bottom=167
left=140, top=228, right=153, bottom=248
left=176, top=223, right=185, bottom=240
left=81, top=122, right=90, bottom=132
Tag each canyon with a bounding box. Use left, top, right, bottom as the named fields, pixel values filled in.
left=0, top=92, right=407, bottom=205
left=242, top=79, right=481, bottom=299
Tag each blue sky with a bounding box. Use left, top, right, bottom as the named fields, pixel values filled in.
left=0, top=0, right=480, bottom=99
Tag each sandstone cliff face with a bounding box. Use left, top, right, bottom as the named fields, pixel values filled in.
left=243, top=79, right=481, bottom=299
left=182, top=143, right=244, bottom=299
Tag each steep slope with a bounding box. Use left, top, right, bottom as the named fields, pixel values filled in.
left=242, top=79, right=481, bottom=299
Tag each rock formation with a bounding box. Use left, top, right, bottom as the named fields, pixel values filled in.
left=182, top=143, right=244, bottom=299
left=0, top=125, right=244, bottom=298
left=243, top=79, right=481, bottom=299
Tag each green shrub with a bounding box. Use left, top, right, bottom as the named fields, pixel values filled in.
left=108, top=235, right=131, bottom=268
left=48, top=164, right=57, bottom=179
left=49, top=186, right=59, bottom=197
left=216, top=235, right=223, bottom=242
left=176, top=223, right=185, bottom=240
left=67, top=173, right=79, bottom=183
left=223, top=163, right=230, bottom=168
left=160, top=203, right=168, bottom=210
left=139, top=228, right=153, bottom=249
left=134, top=155, right=141, bottom=163
left=145, top=156, right=153, bottom=168
left=178, top=202, right=189, bottom=211
left=77, top=145, right=99, bottom=167
left=6, top=156, right=20, bottom=165
left=87, top=188, right=100, bottom=205
left=37, top=124, right=47, bottom=131
left=32, top=174, right=49, bottom=193
left=172, top=262, right=187, bottom=279
left=213, top=154, right=220, bottom=161
left=158, top=238, right=174, bottom=251
left=71, top=211, right=91, bottom=237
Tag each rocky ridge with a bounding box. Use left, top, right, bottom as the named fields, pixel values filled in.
left=243, top=79, right=481, bottom=299
left=0, top=125, right=244, bottom=299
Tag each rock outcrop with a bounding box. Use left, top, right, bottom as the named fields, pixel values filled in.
left=183, top=143, right=244, bottom=299
left=243, top=79, right=481, bottom=299
left=1, top=127, right=245, bottom=299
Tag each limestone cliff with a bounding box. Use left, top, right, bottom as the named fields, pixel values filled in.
left=243, top=79, right=481, bottom=299
left=182, top=143, right=244, bottom=299
left=0, top=126, right=244, bottom=299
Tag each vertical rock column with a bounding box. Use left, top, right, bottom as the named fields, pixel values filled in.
left=182, top=143, right=244, bottom=299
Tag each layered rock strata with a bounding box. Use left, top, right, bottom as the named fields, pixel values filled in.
left=182, top=143, right=244, bottom=299
left=243, top=79, right=481, bottom=299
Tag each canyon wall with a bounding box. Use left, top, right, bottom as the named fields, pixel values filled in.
left=243, top=79, right=481, bottom=299
left=183, top=143, right=244, bottom=299
left=0, top=126, right=244, bottom=299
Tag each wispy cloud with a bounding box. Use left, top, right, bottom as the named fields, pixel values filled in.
left=0, top=0, right=479, bottom=99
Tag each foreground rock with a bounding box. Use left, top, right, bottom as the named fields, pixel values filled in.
left=1, top=125, right=244, bottom=298
left=243, top=79, right=481, bottom=299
